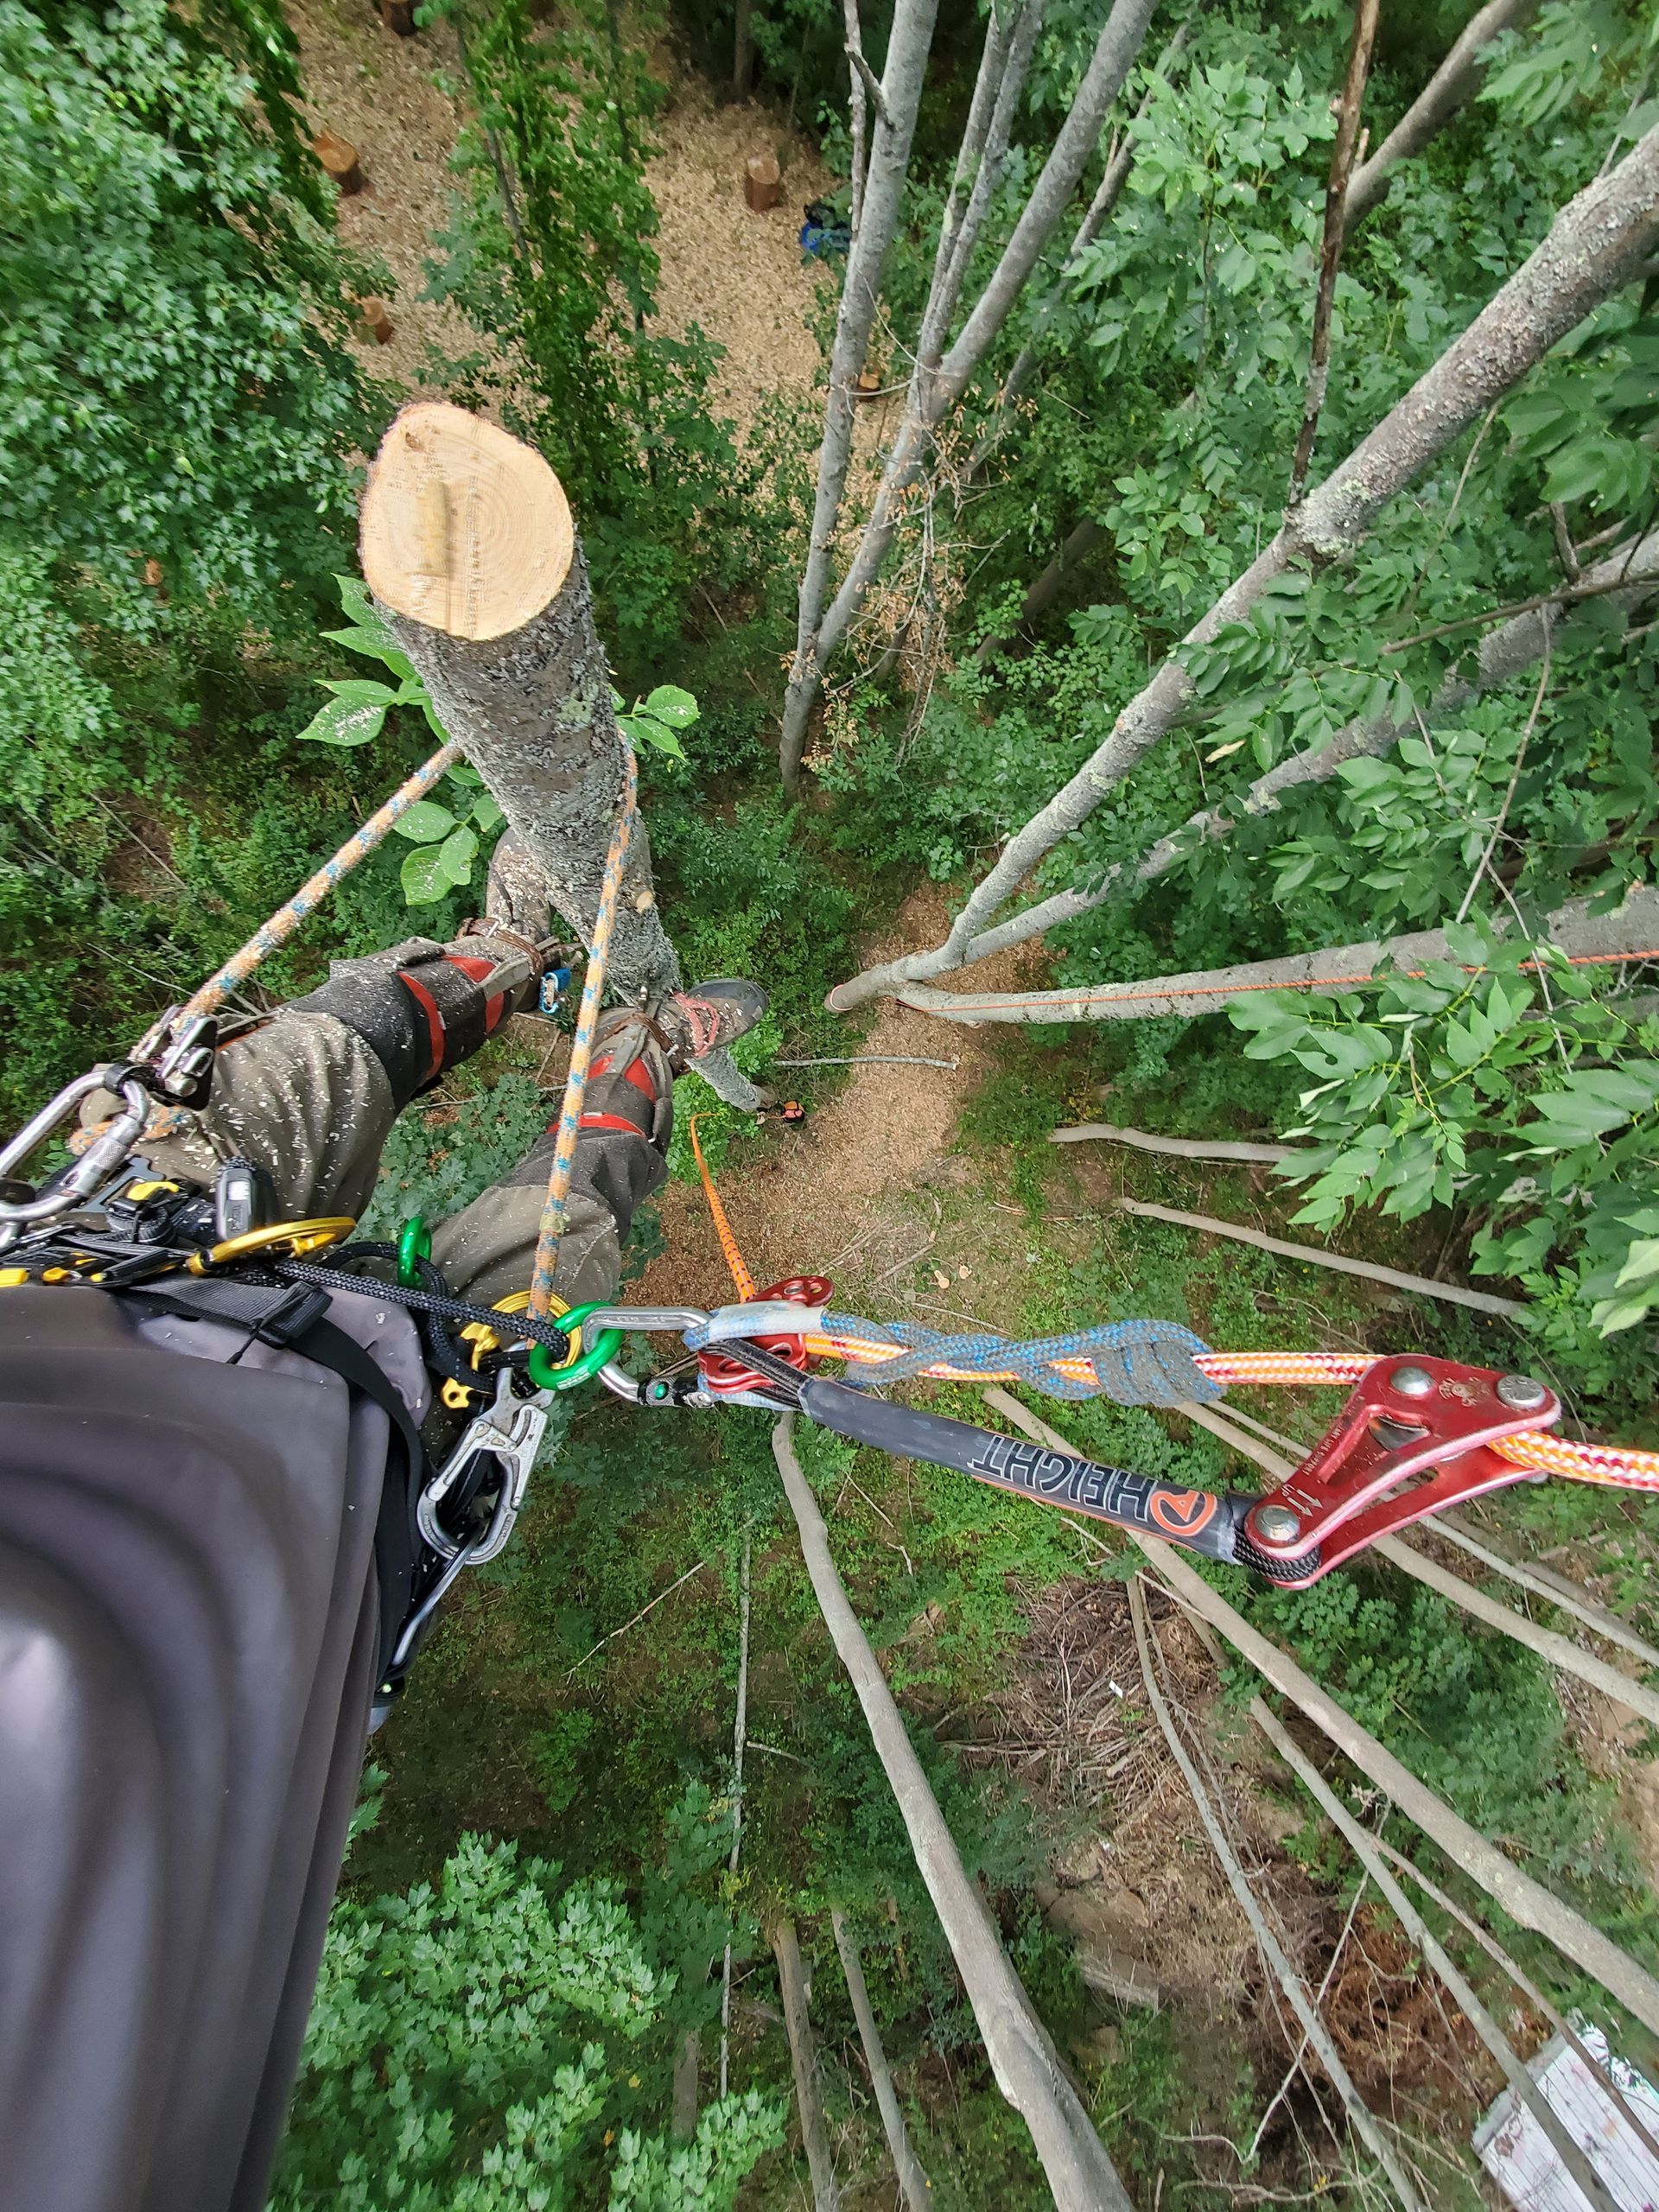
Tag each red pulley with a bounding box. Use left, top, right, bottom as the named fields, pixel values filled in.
left=698, top=1274, right=833, bottom=1398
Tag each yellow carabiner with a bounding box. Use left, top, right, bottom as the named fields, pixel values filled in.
left=187, top=1217, right=356, bottom=1273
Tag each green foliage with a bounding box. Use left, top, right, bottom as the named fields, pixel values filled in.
left=272, top=1827, right=785, bottom=2209
left=358, top=1071, right=552, bottom=1238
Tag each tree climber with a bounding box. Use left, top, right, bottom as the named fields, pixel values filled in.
left=0, top=833, right=764, bottom=2212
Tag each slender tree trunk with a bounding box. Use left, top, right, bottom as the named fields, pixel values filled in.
left=881, top=884, right=1659, bottom=1024
left=772, top=1919, right=842, bottom=2212
left=1287, top=0, right=1382, bottom=505
left=1344, top=0, right=1540, bottom=231
left=733, top=0, right=753, bottom=99
left=772, top=1415, right=1135, bottom=2212
left=798, top=0, right=1160, bottom=746
left=976, top=518, right=1104, bottom=666
left=360, top=403, right=760, bottom=1109
left=781, top=0, right=941, bottom=791
left=671, top=2031, right=700, bottom=2140
left=831, top=1912, right=931, bottom=2212
left=842, top=0, right=868, bottom=238
left=953, top=524, right=1659, bottom=966
left=829, top=125, right=1659, bottom=1011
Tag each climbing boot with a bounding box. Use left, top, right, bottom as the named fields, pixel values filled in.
left=648, top=979, right=768, bottom=1074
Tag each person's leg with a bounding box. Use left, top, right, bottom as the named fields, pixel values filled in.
left=90, top=927, right=543, bottom=1220
left=434, top=986, right=766, bottom=1308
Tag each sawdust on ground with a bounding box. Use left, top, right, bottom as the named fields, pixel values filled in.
left=633, top=880, right=1048, bottom=1313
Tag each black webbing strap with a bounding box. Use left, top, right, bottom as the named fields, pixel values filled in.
left=113, top=1275, right=429, bottom=1682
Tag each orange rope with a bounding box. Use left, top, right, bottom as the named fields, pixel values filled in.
left=690, top=1113, right=756, bottom=1301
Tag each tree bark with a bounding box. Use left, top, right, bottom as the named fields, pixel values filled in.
left=781, top=0, right=941, bottom=791
left=831, top=1911, right=931, bottom=2212
left=986, top=1388, right=1659, bottom=2041
left=772, top=1919, right=842, bottom=2212
left=671, top=2030, right=700, bottom=2141
left=944, top=524, right=1659, bottom=969
left=828, top=124, right=1659, bottom=1010
left=882, top=881, right=1659, bottom=1027
left=772, top=1414, right=1135, bottom=2212
left=842, top=0, right=868, bottom=239
left=1249, top=1699, right=1623, bottom=2212
left=1051, top=1123, right=1300, bottom=1162
left=733, top=0, right=753, bottom=100
left=807, top=0, right=1160, bottom=683
left=361, top=404, right=760, bottom=1108
left=976, top=519, right=1106, bottom=667
left=1287, top=0, right=1382, bottom=506
left=1344, top=0, right=1539, bottom=232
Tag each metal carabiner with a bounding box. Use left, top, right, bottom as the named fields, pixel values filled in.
left=416, top=1365, right=550, bottom=1563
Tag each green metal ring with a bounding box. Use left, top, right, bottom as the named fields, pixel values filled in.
left=397, top=1215, right=431, bottom=1288
left=526, top=1300, right=624, bottom=1392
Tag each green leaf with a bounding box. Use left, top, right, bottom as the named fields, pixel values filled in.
left=400, top=843, right=452, bottom=904
left=392, top=799, right=458, bottom=843
left=296, top=693, right=389, bottom=747
left=321, top=625, right=417, bottom=681
left=642, top=683, right=699, bottom=730
left=439, top=824, right=478, bottom=885
left=618, top=712, right=686, bottom=760
left=471, top=791, right=505, bottom=832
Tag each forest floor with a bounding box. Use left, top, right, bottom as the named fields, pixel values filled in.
left=281, top=9, right=1659, bottom=2202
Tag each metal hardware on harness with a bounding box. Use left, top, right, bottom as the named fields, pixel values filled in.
left=0, top=1068, right=155, bottom=1249
left=1238, top=1355, right=1560, bottom=1581
left=187, top=1217, right=357, bottom=1272
left=697, top=1275, right=833, bottom=1402
left=417, top=1365, right=550, bottom=1563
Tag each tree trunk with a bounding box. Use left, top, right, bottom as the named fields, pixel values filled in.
left=671, top=2030, right=700, bottom=2140
left=986, top=1390, right=1659, bottom=2041
left=772, top=1415, right=1135, bottom=2212
left=976, top=519, right=1105, bottom=666
left=733, top=0, right=753, bottom=100
left=831, top=1911, right=931, bottom=2212
left=361, top=403, right=759, bottom=1107
left=842, top=0, right=868, bottom=238
left=1344, top=0, right=1539, bottom=232
left=1287, top=0, right=1382, bottom=505
left=951, top=524, right=1659, bottom=968
left=880, top=882, right=1659, bottom=1025
left=828, top=124, right=1659, bottom=1010
left=781, top=0, right=941, bottom=791
left=772, top=1919, right=842, bottom=2212
left=800, top=0, right=1160, bottom=736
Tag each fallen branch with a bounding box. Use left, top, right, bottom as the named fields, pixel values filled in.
left=1117, top=1197, right=1523, bottom=1315
left=1051, top=1122, right=1300, bottom=1162
left=566, top=1556, right=711, bottom=1676
left=772, top=1414, right=1135, bottom=2211
left=775, top=1055, right=959, bottom=1069
left=773, top=1919, right=842, bottom=2212
left=1370, top=1834, right=1659, bottom=2169
left=1432, top=1514, right=1659, bottom=1670
left=982, top=1389, right=1659, bottom=2037
left=719, top=1532, right=752, bottom=2099
left=1128, top=1580, right=1425, bottom=2211
left=1249, top=1698, right=1622, bottom=2212
left=881, top=882, right=1659, bottom=1030
left=832, top=1911, right=931, bottom=2212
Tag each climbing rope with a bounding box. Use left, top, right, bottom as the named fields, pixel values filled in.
left=690, top=1112, right=757, bottom=1302
left=527, top=749, right=639, bottom=1320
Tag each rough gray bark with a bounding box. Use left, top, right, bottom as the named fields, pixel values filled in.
left=991, top=1389, right=1659, bottom=2042
left=828, top=124, right=1659, bottom=1011
left=783, top=0, right=1160, bottom=785
left=772, top=1415, right=1135, bottom=2212
left=781, top=0, right=941, bottom=791
left=950, top=524, right=1659, bottom=967
left=378, top=544, right=677, bottom=1003
left=884, top=882, right=1659, bottom=1027
left=831, top=1911, right=931, bottom=2212
left=842, top=0, right=868, bottom=238
left=1128, top=1581, right=1426, bottom=2212
left=1287, top=0, right=1382, bottom=505
left=733, top=0, right=753, bottom=99
left=1344, top=0, right=1539, bottom=231
left=380, top=553, right=760, bottom=1109
left=1250, top=1699, right=1623, bottom=2212
left=772, top=1919, right=842, bottom=2212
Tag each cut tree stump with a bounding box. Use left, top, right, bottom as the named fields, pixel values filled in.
left=744, top=151, right=782, bottom=211
left=379, top=0, right=416, bottom=34
left=312, top=129, right=363, bottom=195
left=357, top=296, right=394, bottom=346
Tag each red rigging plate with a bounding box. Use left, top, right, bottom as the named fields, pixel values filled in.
left=697, top=1276, right=833, bottom=1397
left=1243, top=1356, right=1560, bottom=1576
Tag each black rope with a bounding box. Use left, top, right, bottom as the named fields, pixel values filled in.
left=271, top=1255, right=573, bottom=1358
